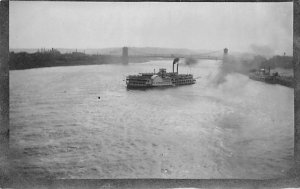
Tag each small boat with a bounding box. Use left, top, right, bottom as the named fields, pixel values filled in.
left=249, top=68, right=294, bottom=88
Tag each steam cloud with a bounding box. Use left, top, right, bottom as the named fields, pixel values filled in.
left=184, top=57, right=197, bottom=65
left=211, top=53, right=267, bottom=86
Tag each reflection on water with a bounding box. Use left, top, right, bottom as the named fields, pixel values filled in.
left=9, top=60, right=294, bottom=179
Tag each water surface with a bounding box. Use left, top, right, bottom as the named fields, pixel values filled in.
left=10, top=60, right=294, bottom=179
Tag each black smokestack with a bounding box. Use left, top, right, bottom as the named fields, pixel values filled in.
left=177, top=63, right=179, bottom=73
left=173, top=58, right=179, bottom=73
left=173, top=58, right=179, bottom=64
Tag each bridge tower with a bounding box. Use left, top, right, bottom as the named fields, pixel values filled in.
left=224, top=48, right=228, bottom=55
left=122, top=47, right=129, bottom=65
left=223, top=48, right=229, bottom=63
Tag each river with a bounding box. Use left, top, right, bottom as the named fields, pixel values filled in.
left=9, top=59, right=294, bottom=179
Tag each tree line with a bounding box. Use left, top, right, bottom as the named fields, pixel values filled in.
left=9, top=50, right=123, bottom=70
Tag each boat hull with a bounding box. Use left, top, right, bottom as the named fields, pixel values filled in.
left=249, top=73, right=293, bottom=88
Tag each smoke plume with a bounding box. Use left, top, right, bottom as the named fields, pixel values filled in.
left=211, top=53, right=267, bottom=86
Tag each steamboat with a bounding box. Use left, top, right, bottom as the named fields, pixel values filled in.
left=249, top=68, right=293, bottom=88
left=126, top=58, right=196, bottom=88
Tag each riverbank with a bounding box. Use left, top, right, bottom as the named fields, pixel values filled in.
left=9, top=51, right=165, bottom=70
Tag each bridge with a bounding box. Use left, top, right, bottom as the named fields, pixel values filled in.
left=109, top=47, right=228, bottom=64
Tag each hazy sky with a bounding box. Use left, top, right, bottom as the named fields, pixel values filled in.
left=10, top=2, right=293, bottom=55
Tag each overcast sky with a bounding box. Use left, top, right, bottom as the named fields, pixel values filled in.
left=10, top=2, right=293, bottom=55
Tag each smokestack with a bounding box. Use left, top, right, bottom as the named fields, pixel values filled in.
left=173, top=58, right=179, bottom=73
left=173, top=63, right=174, bottom=73
left=177, top=63, right=179, bottom=74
